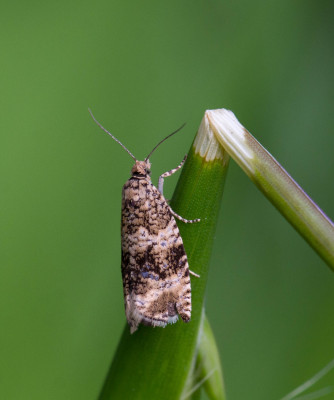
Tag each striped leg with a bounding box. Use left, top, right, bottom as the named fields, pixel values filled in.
left=160, top=154, right=201, bottom=224
left=161, top=156, right=200, bottom=278
left=170, top=207, right=201, bottom=278
left=159, top=155, right=200, bottom=224
left=170, top=209, right=200, bottom=224
left=158, top=154, right=187, bottom=195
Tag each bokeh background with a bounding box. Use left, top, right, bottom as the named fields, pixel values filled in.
left=1, top=1, right=334, bottom=399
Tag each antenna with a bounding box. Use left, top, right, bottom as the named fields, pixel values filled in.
left=88, top=108, right=137, bottom=162
left=145, top=123, right=186, bottom=161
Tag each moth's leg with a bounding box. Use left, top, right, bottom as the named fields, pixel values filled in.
left=158, top=154, right=187, bottom=195
left=170, top=209, right=200, bottom=224
left=170, top=208, right=200, bottom=276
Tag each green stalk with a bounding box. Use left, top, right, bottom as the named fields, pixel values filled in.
left=204, top=109, right=334, bottom=270
left=99, top=136, right=229, bottom=399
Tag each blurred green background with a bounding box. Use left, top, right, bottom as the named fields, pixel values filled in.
left=1, top=1, right=334, bottom=399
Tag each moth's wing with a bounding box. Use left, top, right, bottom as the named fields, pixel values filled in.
left=121, top=178, right=191, bottom=333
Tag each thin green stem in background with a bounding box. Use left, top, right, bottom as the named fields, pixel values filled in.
left=281, top=359, right=334, bottom=400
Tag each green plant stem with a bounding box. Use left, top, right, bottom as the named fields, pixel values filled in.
left=99, top=145, right=229, bottom=400
left=205, top=109, right=334, bottom=270
left=250, top=141, right=334, bottom=269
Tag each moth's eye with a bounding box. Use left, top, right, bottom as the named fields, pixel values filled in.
left=146, top=169, right=151, bottom=174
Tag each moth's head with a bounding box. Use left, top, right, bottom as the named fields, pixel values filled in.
left=131, top=160, right=151, bottom=178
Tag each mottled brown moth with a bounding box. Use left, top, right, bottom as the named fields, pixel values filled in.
left=89, top=109, right=200, bottom=334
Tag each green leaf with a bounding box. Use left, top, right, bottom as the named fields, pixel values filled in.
left=99, top=138, right=229, bottom=399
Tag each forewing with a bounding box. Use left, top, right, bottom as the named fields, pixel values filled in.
left=121, top=177, right=191, bottom=333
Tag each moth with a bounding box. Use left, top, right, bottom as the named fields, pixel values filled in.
left=89, top=109, right=200, bottom=334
